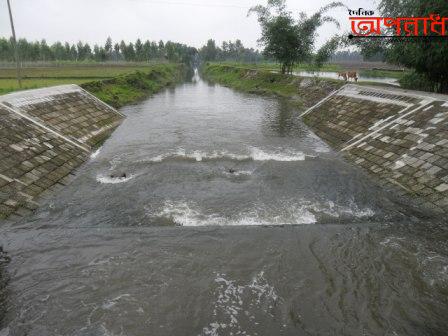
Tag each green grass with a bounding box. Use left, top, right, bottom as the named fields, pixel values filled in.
left=0, top=64, right=176, bottom=95
left=201, top=63, right=343, bottom=111
left=0, top=78, right=91, bottom=95
left=0, top=64, right=165, bottom=79
left=203, top=64, right=302, bottom=97
left=0, top=64, right=185, bottom=106
left=81, top=64, right=185, bottom=108
left=209, top=62, right=343, bottom=73
left=359, top=69, right=408, bottom=79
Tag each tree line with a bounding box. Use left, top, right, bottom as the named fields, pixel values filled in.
left=199, top=39, right=265, bottom=63
left=0, top=36, right=265, bottom=65
left=352, top=0, right=448, bottom=93
left=0, top=37, right=198, bottom=64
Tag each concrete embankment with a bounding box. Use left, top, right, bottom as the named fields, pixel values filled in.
left=204, top=64, right=448, bottom=214
left=0, top=65, right=186, bottom=220
left=0, top=85, right=124, bottom=219
left=303, top=84, right=448, bottom=214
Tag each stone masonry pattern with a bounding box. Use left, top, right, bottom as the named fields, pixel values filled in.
left=303, top=84, right=448, bottom=214
left=0, top=85, right=124, bottom=219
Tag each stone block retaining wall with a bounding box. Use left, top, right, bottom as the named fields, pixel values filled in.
left=303, top=84, right=448, bottom=214
left=0, top=85, right=124, bottom=219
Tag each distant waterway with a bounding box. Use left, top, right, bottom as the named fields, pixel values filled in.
left=293, top=70, right=400, bottom=86
left=0, top=72, right=446, bottom=336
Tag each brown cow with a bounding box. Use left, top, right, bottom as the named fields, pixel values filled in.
left=347, top=71, right=358, bottom=82
left=337, top=72, right=348, bottom=81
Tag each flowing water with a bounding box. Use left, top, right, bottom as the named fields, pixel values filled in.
left=0, top=73, right=447, bottom=336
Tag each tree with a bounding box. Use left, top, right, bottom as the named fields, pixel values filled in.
left=114, top=43, right=121, bottom=61
left=249, top=0, right=343, bottom=73
left=353, top=0, right=448, bottom=93
left=135, top=38, right=144, bottom=61
left=105, top=37, right=113, bottom=59
left=200, top=39, right=218, bottom=61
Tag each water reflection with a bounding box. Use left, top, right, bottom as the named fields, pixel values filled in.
left=293, top=70, right=400, bottom=86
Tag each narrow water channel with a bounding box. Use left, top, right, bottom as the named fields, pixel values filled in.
left=0, top=73, right=447, bottom=336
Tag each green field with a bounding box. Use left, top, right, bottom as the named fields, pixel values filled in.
left=212, top=61, right=343, bottom=73
left=0, top=64, right=168, bottom=95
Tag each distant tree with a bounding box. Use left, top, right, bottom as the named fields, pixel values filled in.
left=135, top=39, right=144, bottom=61
left=249, top=0, right=343, bottom=73
left=119, top=40, right=127, bottom=58
left=114, top=43, right=121, bottom=61
left=105, top=37, right=113, bottom=60
left=125, top=43, right=136, bottom=61
left=83, top=43, right=92, bottom=60
left=70, top=44, right=78, bottom=60
left=314, top=36, right=340, bottom=68
left=200, top=39, right=218, bottom=61
left=76, top=41, right=85, bottom=60
left=353, top=0, right=448, bottom=93
left=0, top=37, right=197, bottom=64
left=40, top=39, right=53, bottom=61
left=105, top=37, right=113, bottom=53
left=143, top=40, right=151, bottom=61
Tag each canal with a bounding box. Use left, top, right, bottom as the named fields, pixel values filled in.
left=0, top=73, right=447, bottom=336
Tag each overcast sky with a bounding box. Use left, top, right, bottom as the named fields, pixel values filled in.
left=0, top=0, right=375, bottom=49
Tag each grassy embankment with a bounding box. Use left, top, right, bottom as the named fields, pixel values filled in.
left=202, top=63, right=343, bottom=110
left=0, top=63, right=185, bottom=108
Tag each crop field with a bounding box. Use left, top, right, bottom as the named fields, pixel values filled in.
left=0, top=63, right=164, bottom=95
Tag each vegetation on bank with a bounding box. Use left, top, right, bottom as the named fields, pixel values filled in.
left=0, top=64, right=183, bottom=108
left=211, top=61, right=342, bottom=73
left=81, top=64, right=184, bottom=108
left=203, top=63, right=301, bottom=97
left=208, top=62, right=406, bottom=80
left=0, top=64, right=163, bottom=95
left=352, top=0, right=448, bottom=93
left=248, top=0, right=344, bottom=74
left=202, top=63, right=342, bottom=109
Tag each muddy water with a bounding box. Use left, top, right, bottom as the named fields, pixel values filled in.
left=0, top=74, right=447, bottom=336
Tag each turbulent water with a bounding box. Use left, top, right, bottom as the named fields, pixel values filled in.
left=0, top=73, right=447, bottom=336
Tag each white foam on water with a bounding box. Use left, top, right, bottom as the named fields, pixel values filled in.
left=146, top=147, right=310, bottom=164
left=96, top=174, right=135, bottom=184
left=90, top=148, right=102, bottom=160
left=154, top=199, right=374, bottom=227
left=102, top=294, right=132, bottom=310
left=223, top=170, right=253, bottom=177
left=200, top=271, right=280, bottom=336
left=313, top=200, right=375, bottom=219
left=155, top=201, right=317, bottom=226
left=250, top=148, right=306, bottom=161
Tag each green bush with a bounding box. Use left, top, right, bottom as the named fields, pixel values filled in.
left=398, top=71, right=439, bottom=93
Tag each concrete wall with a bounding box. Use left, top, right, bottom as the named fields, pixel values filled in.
left=303, top=84, right=448, bottom=214
left=0, top=85, right=124, bottom=219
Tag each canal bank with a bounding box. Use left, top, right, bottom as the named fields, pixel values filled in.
left=0, top=64, right=185, bottom=219
left=203, top=64, right=448, bottom=214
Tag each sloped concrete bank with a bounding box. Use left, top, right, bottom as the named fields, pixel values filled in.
left=0, top=85, right=124, bottom=219
left=203, top=64, right=448, bottom=214
left=303, top=84, right=448, bottom=214
left=0, top=65, right=186, bottom=220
